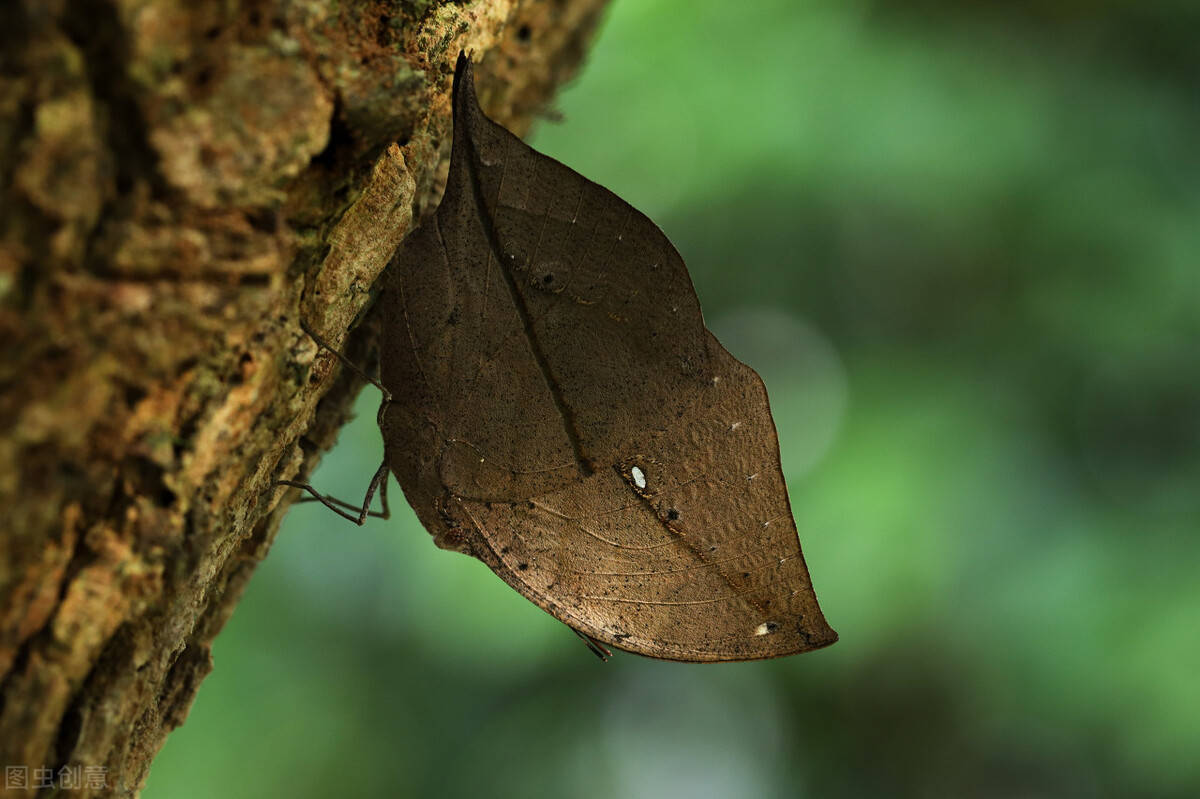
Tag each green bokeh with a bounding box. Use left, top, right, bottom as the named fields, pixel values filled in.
left=146, top=1, right=1199, bottom=796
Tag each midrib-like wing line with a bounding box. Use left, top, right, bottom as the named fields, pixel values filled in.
left=467, top=192, right=599, bottom=394
left=460, top=184, right=553, bottom=409
left=462, top=125, right=594, bottom=477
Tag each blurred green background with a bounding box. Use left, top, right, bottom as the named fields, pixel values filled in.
left=146, top=0, right=1199, bottom=796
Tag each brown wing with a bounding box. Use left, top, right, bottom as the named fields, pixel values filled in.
left=459, top=334, right=836, bottom=661
left=379, top=53, right=835, bottom=660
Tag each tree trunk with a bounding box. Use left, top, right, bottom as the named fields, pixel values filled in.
left=0, top=0, right=607, bottom=795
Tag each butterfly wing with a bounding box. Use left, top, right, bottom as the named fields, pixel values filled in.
left=457, top=335, right=837, bottom=661
left=379, top=53, right=835, bottom=660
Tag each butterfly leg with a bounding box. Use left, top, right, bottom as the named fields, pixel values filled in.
left=292, top=460, right=391, bottom=520
left=277, top=459, right=391, bottom=524
left=274, top=319, right=395, bottom=523
left=572, top=628, right=612, bottom=662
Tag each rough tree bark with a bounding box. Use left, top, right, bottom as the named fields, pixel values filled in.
left=0, top=0, right=607, bottom=795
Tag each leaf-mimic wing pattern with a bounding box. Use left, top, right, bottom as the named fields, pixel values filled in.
left=377, top=52, right=836, bottom=661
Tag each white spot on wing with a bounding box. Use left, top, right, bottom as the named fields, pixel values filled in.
left=755, top=622, right=778, bottom=636
left=630, top=465, right=647, bottom=490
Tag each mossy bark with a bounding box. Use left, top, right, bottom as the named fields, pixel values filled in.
left=0, top=1, right=607, bottom=795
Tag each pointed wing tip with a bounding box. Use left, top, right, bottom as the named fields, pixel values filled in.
left=802, top=616, right=839, bottom=652
left=811, top=625, right=839, bottom=651
left=455, top=49, right=472, bottom=77
left=451, top=50, right=479, bottom=124
left=453, top=50, right=475, bottom=98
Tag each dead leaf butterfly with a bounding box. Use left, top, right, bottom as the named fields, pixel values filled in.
left=281, top=52, right=836, bottom=662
